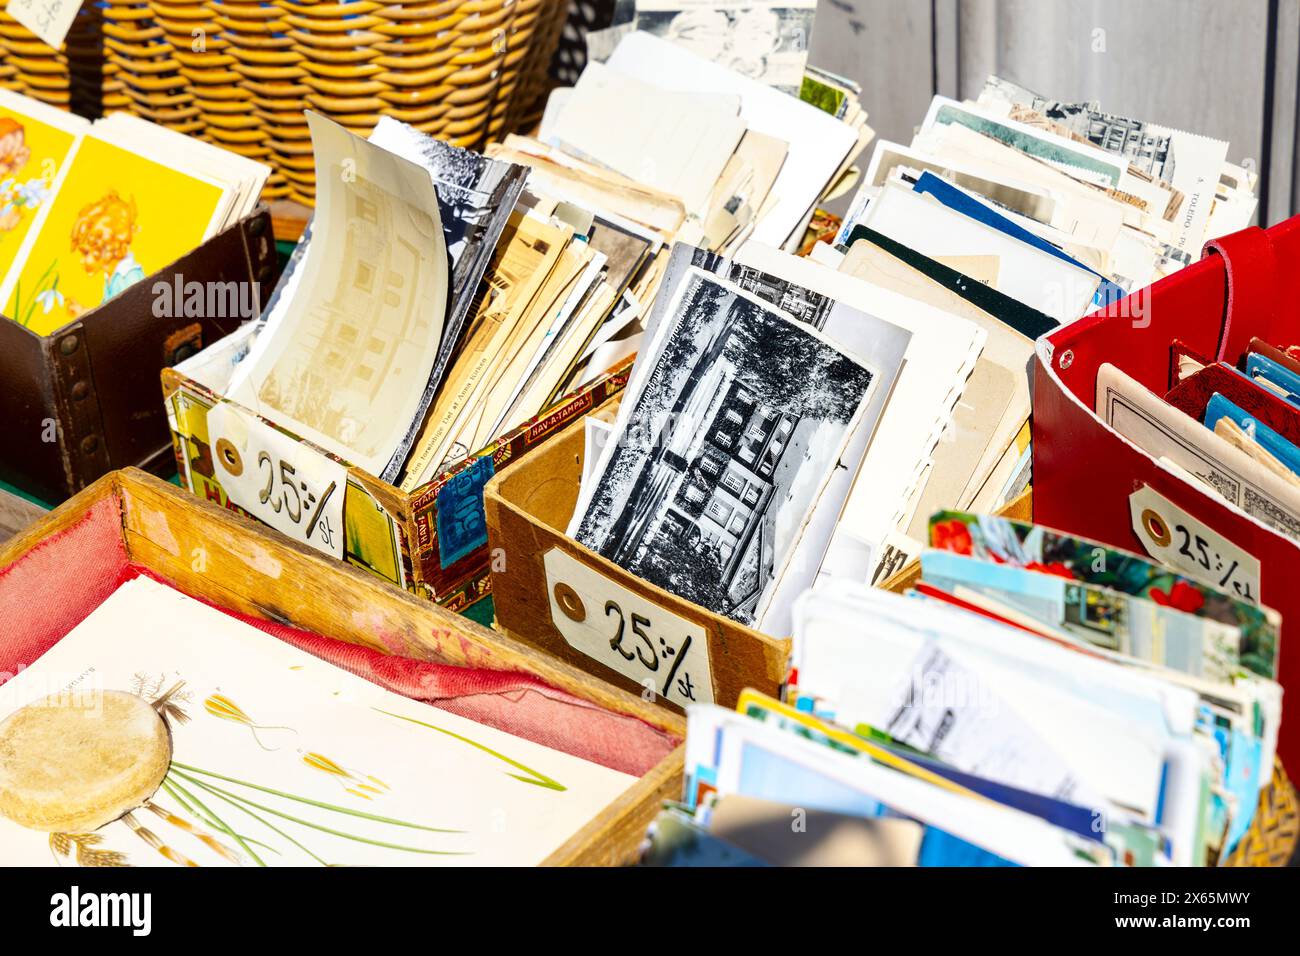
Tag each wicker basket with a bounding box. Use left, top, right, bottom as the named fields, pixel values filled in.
left=0, top=0, right=567, bottom=207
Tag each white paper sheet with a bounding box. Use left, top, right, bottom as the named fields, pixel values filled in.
left=551, top=62, right=745, bottom=216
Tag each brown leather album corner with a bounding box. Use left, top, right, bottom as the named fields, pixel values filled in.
left=0, top=205, right=278, bottom=503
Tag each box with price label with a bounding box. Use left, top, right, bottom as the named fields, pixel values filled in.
left=484, top=405, right=791, bottom=712
left=0, top=207, right=277, bottom=505
left=1035, top=218, right=1300, bottom=771
left=0, top=467, right=686, bottom=866
left=163, top=331, right=632, bottom=614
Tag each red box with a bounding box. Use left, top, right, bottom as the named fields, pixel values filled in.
left=1034, top=216, right=1300, bottom=769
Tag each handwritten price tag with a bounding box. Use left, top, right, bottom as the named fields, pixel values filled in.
left=543, top=548, right=713, bottom=708
left=6, top=0, right=82, bottom=50
left=209, top=402, right=347, bottom=560
left=1129, top=485, right=1261, bottom=603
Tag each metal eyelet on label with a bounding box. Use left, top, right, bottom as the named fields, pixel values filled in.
left=216, top=438, right=243, bottom=477
left=554, top=582, right=586, bottom=623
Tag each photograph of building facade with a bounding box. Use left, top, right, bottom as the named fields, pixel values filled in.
left=256, top=173, right=437, bottom=456
left=614, top=358, right=799, bottom=620
left=582, top=271, right=875, bottom=625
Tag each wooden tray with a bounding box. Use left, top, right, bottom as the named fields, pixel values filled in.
left=0, top=467, right=685, bottom=867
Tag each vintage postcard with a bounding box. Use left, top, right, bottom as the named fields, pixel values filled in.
left=229, top=113, right=449, bottom=478
left=0, top=576, right=635, bottom=867
left=400, top=211, right=569, bottom=489
left=634, top=0, right=817, bottom=93
left=978, top=76, right=1228, bottom=256
left=922, top=96, right=1126, bottom=190
left=1, top=131, right=227, bottom=336
left=607, top=31, right=857, bottom=248
left=926, top=508, right=1280, bottom=679
left=734, top=241, right=986, bottom=586
left=638, top=242, right=911, bottom=631
left=570, top=267, right=877, bottom=626
left=919, top=548, right=1245, bottom=683
left=0, top=90, right=87, bottom=326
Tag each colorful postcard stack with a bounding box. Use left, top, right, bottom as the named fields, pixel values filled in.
left=643, top=511, right=1281, bottom=867
left=0, top=89, right=268, bottom=335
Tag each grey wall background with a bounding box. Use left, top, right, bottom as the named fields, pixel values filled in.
left=807, top=0, right=1300, bottom=224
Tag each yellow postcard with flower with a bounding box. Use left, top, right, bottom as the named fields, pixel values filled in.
left=0, top=90, right=86, bottom=314
left=1, top=131, right=227, bottom=336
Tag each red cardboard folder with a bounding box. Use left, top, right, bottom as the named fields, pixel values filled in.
left=1034, top=216, right=1300, bottom=770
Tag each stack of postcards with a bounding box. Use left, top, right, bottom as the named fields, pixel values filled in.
left=821, top=76, right=1260, bottom=575
left=519, top=46, right=1270, bottom=867
left=0, top=89, right=268, bottom=333
left=561, top=49, right=1251, bottom=635
left=642, top=509, right=1281, bottom=867
left=210, top=25, right=871, bottom=496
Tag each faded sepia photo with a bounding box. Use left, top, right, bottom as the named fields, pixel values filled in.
left=230, top=115, right=449, bottom=477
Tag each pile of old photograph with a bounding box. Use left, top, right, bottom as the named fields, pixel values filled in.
left=178, top=21, right=869, bottom=505
left=601, top=46, right=1276, bottom=868
left=566, top=61, right=1265, bottom=640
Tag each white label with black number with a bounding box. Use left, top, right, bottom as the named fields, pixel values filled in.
left=6, top=0, right=82, bottom=49
left=1129, top=484, right=1262, bottom=603
left=543, top=547, right=713, bottom=707
left=208, top=402, right=347, bottom=560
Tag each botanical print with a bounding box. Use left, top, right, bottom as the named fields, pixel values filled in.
left=0, top=577, right=635, bottom=866
left=574, top=269, right=875, bottom=625
left=4, top=135, right=225, bottom=336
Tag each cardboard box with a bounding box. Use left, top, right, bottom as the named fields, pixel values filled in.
left=0, top=467, right=684, bottom=867
left=164, top=340, right=632, bottom=611
left=485, top=404, right=790, bottom=712
left=0, top=207, right=277, bottom=503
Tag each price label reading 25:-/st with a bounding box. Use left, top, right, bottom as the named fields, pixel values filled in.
left=208, top=402, right=348, bottom=561
left=1129, top=484, right=1262, bottom=603
left=543, top=548, right=714, bottom=708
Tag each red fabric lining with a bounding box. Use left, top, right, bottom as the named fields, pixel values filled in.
left=0, top=494, right=128, bottom=673
left=0, top=496, right=678, bottom=778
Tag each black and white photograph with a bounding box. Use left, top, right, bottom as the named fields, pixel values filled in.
left=368, top=116, right=528, bottom=337
left=645, top=243, right=837, bottom=347
left=572, top=268, right=876, bottom=626
left=633, top=0, right=817, bottom=92
left=980, top=75, right=1178, bottom=182
left=635, top=243, right=912, bottom=636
